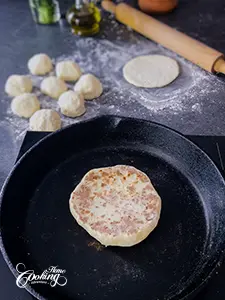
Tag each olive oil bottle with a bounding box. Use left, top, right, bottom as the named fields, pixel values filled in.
left=66, top=0, right=101, bottom=36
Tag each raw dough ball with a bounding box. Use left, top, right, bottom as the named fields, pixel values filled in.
left=11, top=93, right=40, bottom=118
left=40, top=76, right=67, bottom=99
left=56, top=60, right=82, bottom=82
left=58, top=91, right=86, bottom=117
left=5, top=75, right=33, bottom=97
left=29, top=109, right=61, bottom=132
left=74, top=74, right=103, bottom=100
left=123, top=55, right=179, bottom=88
left=28, top=53, right=53, bottom=75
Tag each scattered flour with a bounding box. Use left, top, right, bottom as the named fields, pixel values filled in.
left=1, top=20, right=224, bottom=147
left=97, top=254, right=145, bottom=288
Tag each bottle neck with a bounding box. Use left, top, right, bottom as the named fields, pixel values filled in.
left=75, top=0, right=90, bottom=9
left=75, top=0, right=82, bottom=9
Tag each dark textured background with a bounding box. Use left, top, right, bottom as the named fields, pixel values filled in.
left=1, top=0, right=225, bottom=299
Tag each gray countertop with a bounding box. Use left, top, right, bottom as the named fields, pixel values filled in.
left=1, top=0, right=225, bottom=190
left=1, top=2, right=225, bottom=299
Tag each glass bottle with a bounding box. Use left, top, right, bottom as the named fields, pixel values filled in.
left=66, top=0, right=101, bottom=36
left=29, top=0, right=61, bottom=24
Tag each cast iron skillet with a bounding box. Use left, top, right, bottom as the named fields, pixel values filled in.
left=1, top=115, right=225, bottom=300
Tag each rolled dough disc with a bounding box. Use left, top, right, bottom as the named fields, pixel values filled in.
left=69, top=165, right=161, bottom=247
left=123, top=55, right=179, bottom=88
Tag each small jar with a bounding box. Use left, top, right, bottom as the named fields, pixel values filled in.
left=138, top=0, right=178, bottom=14
left=29, top=0, right=61, bottom=24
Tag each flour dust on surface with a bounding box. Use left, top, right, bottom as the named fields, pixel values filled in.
left=2, top=28, right=224, bottom=147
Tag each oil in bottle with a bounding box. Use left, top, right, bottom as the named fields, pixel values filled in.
left=66, top=0, right=101, bottom=36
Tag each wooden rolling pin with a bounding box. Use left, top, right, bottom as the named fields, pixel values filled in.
left=101, top=1, right=225, bottom=74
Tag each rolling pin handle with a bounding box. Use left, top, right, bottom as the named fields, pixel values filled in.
left=101, top=0, right=117, bottom=14
left=213, top=57, right=225, bottom=75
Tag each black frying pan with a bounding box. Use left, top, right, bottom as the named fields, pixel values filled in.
left=1, top=115, right=225, bottom=300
